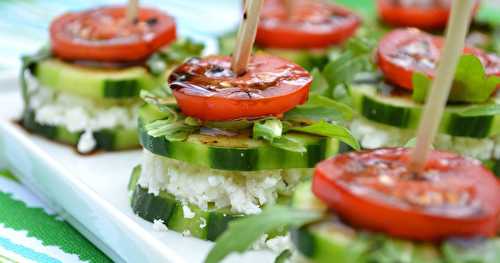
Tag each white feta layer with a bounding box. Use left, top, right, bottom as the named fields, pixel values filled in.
left=138, top=150, right=309, bottom=215
left=29, top=84, right=139, bottom=153
left=350, top=117, right=500, bottom=161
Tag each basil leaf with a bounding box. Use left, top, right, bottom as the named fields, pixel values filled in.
left=20, top=46, right=52, bottom=107
left=204, top=205, right=322, bottom=263
left=290, top=121, right=360, bottom=150
left=270, top=135, right=307, bottom=153
left=458, top=104, right=500, bottom=117
left=253, top=118, right=283, bottom=141
left=412, top=55, right=500, bottom=103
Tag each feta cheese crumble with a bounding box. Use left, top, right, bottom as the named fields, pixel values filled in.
left=152, top=219, right=168, bottom=232
left=350, top=117, right=500, bottom=161
left=138, top=150, right=310, bottom=215
left=182, top=205, right=195, bottom=219
left=28, top=84, right=139, bottom=153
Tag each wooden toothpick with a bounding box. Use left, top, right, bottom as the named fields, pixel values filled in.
left=231, top=0, right=264, bottom=76
left=127, top=0, right=139, bottom=23
left=409, top=0, right=475, bottom=172
left=285, top=0, right=294, bottom=19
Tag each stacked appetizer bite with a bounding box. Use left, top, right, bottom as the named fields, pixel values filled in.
left=128, top=53, right=358, bottom=240
left=220, top=0, right=361, bottom=70
left=20, top=6, right=202, bottom=153
left=349, top=28, right=500, bottom=175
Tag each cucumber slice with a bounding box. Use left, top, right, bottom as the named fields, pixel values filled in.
left=33, top=59, right=163, bottom=100
left=22, top=110, right=139, bottom=151
left=350, top=84, right=500, bottom=139
left=138, top=104, right=347, bottom=171
left=129, top=166, right=241, bottom=241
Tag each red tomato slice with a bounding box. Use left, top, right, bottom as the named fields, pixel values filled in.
left=377, top=0, right=479, bottom=29
left=50, top=6, right=176, bottom=62
left=256, top=0, right=360, bottom=49
left=377, top=28, right=500, bottom=90
left=313, top=148, right=500, bottom=241
left=168, top=55, right=312, bottom=121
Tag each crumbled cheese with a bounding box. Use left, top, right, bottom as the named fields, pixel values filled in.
left=31, top=86, right=139, bottom=132
left=199, top=218, right=207, bottom=229
left=350, top=117, right=499, bottom=161
left=29, top=84, right=140, bottom=152
left=182, top=230, right=191, bottom=237
left=251, top=234, right=291, bottom=253
left=77, top=129, right=96, bottom=153
left=182, top=205, right=195, bottom=219
left=138, top=150, right=309, bottom=215
left=152, top=219, right=168, bottom=232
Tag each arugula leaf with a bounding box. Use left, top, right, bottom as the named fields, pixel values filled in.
left=290, top=121, right=360, bottom=150
left=285, top=95, right=353, bottom=123
left=270, top=135, right=307, bottom=153
left=253, top=119, right=307, bottom=153
left=457, top=104, right=500, bottom=117
left=140, top=89, right=178, bottom=114
left=20, top=46, right=52, bottom=107
left=412, top=55, right=500, bottom=103
left=204, top=206, right=322, bottom=263
left=274, top=249, right=292, bottom=263
left=145, top=119, right=198, bottom=141
left=309, top=68, right=330, bottom=96
left=253, top=118, right=283, bottom=141
left=322, top=37, right=375, bottom=89
left=146, top=38, right=204, bottom=76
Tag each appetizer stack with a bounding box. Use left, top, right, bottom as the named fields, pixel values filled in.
left=349, top=28, right=500, bottom=175
left=20, top=6, right=202, bottom=153
left=129, top=0, right=357, bottom=241
left=220, top=0, right=360, bottom=70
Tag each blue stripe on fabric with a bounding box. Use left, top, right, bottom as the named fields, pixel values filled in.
left=0, top=236, right=62, bottom=263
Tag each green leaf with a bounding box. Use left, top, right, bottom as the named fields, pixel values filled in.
left=274, top=249, right=292, bottom=263
left=290, top=121, right=360, bottom=150
left=204, top=206, right=322, bottom=263
left=322, top=37, right=375, bottom=92
left=284, top=95, right=353, bottom=123
left=411, top=72, right=431, bottom=103
left=310, top=68, right=330, bottom=96
left=270, top=135, right=307, bottom=153
left=458, top=104, right=500, bottom=117
left=253, top=118, right=283, bottom=141
left=145, top=119, right=198, bottom=141
left=412, top=55, right=500, bottom=103
left=146, top=38, right=204, bottom=76
left=140, top=89, right=178, bottom=114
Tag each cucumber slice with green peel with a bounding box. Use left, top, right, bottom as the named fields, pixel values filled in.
left=22, top=110, right=139, bottom=151
left=33, top=59, right=164, bottom=100
left=349, top=84, right=500, bottom=139
left=483, top=159, right=500, bottom=177
left=138, top=104, right=347, bottom=171
left=129, top=166, right=242, bottom=240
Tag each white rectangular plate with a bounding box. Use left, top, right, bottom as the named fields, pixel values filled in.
left=0, top=77, right=276, bottom=262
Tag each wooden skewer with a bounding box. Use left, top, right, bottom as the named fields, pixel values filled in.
left=284, top=0, right=294, bottom=19
left=409, top=0, right=476, bottom=173
left=127, top=0, right=139, bottom=23
left=231, top=0, right=264, bottom=76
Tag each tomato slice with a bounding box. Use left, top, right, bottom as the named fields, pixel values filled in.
left=50, top=6, right=176, bottom=62
left=377, top=0, right=479, bottom=29
left=168, top=55, right=312, bottom=121
left=377, top=28, right=500, bottom=90
left=313, top=148, right=500, bottom=241
left=256, top=0, right=360, bottom=49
